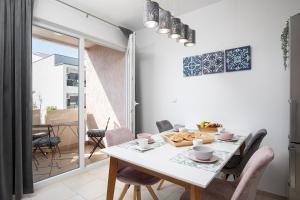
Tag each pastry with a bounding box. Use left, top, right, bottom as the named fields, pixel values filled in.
left=170, top=135, right=183, bottom=142
left=183, top=134, right=193, bottom=141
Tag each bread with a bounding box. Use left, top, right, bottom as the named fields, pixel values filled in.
left=183, top=134, right=193, bottom=141
left=170, top=135, right=184, bottom=142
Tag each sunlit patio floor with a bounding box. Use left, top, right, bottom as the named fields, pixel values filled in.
left=33, top=143, right=108, bottom=182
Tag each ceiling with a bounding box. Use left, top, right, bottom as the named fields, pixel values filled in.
left=58, top=0, right=223, bottom=31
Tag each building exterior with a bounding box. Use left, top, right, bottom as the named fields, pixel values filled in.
left=32, top=53, right=79, bottom=111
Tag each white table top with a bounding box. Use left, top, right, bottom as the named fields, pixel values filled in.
left=101, top=130, right=250, bottom=188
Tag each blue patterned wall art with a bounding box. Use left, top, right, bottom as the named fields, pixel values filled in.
left=183, top=55, right=202, bottom=77
left=225, top=46, right=251, bottom=72
left=202, top=51, right=225, bottom=75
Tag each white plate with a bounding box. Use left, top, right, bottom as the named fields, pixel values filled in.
left=218, top=137, right=239, bottom=142
left=187, top=153, right=218, bottom=163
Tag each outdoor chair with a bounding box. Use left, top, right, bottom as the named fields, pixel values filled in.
left=32, top=124, right=61, bottom=158
left=86, top=114, right=110, bottom=159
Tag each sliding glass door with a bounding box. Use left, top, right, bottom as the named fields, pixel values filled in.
left=32, top=24, right=135, bottom=182
left=84, top=39, right=126, bottom=165
left=32, top=26, right=79, bottom=182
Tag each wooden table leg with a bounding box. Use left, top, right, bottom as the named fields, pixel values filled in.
left=190, top=185, right=202, bottom=200
left=106, top=157, right=118, bottom=200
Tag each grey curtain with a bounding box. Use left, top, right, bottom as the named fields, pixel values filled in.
left=0, top=0, right=34, bottom=200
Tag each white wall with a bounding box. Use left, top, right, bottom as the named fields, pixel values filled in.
left=136, top=0, right=300, bottom=196
left=33, top=0, right=127, bottom=51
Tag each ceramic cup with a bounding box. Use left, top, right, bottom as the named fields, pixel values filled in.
left=192, top=146, right=214, bottom=160
left=192, top=138, right=203, bottom=146
left=138, top=138, right=149, bottom=149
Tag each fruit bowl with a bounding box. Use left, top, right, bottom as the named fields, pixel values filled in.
left=197, top=121, right=222, bottom=132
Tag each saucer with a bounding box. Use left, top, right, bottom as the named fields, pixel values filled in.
left=187, top=153, right=218, bottom=163
left=135, top=145, right=153, bottom=152
left=218, top=137, right=239, bottom=142
left=148, top=138, right=155, bottom=144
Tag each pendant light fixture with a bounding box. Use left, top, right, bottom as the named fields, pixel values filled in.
left=157, top=9, right=171, bottom=34
left=143, top=0, right=196, bottom=47
left=144, top=0, right=159, bottom=28
left=170, top=17, right=181, bottom=39
left=184, top=28, right=196, bottom=47
left=177, top=23, right=189, bottom=43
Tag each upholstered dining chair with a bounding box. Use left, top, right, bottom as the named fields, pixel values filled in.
left=222, top=129, right=267, bottom=180
left=156, top=120, right=173, bottom=133
left=105, top=128, right=160, bottom=200
left=180, top=146, right=274, bottom=200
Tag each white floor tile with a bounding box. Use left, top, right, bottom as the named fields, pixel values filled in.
left=63, top=172, right=98, bottom=191
left=67, top=195, right=86, bottom=200
left=31, top=183, right=76, bottom=200
left=75, top=178, right=109, bottom=200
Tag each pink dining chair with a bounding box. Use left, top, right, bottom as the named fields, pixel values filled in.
left=105, top=128, right=160, bottom=200
left=180, top=146, right=274, bottom=200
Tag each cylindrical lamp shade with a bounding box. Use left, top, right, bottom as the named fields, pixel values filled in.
left=157, top=9, right=171, bottom=34
left=144, top=0, right=159, bottom=28
left=169, top=17, right=181, bottom=39
left=178, top=24, right=189, bottom=43
left=184, top=29, right=196, bottom=46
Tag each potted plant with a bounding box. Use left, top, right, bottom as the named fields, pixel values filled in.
left=281, top=21, right=289, bottom=70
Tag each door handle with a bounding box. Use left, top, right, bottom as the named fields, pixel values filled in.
left=289, top=145, right=296, bottom=189
left=289, top=99, right=297, bottom=140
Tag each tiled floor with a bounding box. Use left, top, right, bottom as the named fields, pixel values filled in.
left=24, top=161, right=285, bottom=200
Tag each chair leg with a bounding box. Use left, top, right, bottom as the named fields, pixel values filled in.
left=56, top=144, right=61, bottom=157
left=135, top=186, right=141, bottom=200
left=38, top=146, right=48, bottom=159
left=118, top=184, right=130, bottom=200
left=146, top=185, right=159, bottom=200
left=157, top=179, right=165, bottom=190
left=133, top=186, right=137, bottom=200
left=89, top=142, right=98, bottom=159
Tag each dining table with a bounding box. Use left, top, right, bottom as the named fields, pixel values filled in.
left=101, top=129, right=250, bottom=200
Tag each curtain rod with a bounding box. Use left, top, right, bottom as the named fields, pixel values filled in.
left=54, top=0, right=120, bottom=29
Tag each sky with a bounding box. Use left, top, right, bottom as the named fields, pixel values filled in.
left=32, top=38, right=79, bottom=58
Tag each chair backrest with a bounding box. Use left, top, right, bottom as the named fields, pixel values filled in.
left=238, top=129, right=267, bottom=171
left=156, top=120, right=173, bottom=133
left=86, top=113, right=98, bottom=130
left=105, top=128, right=135, bottom=147
left=244, top=129, right=267, bottom=155
left=231, top=146, right=274, bottom=200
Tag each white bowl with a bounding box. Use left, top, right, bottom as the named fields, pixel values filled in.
left=192, top=146, right=214, bottom=160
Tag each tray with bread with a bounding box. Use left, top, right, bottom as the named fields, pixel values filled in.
left=162, top=131, right=215, bottom=147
